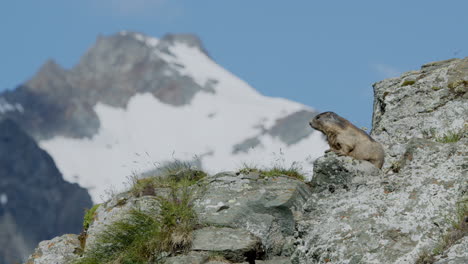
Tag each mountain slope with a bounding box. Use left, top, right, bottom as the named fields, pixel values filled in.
left=0, top=119, right=92, bottom=264
left=2, top=32, right=328, bottom=202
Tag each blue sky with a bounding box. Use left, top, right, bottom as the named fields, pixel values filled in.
left=1, top=1, right=467, bottom=128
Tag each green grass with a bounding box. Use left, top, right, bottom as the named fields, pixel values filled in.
left=447, top=79, right=468, bottom=94
left=75, top=163, right=205, bottom=264
left=422, top=127, right=465, bottom=143
left=401, top=80, right=416, bottom=86
left=83, top=204, right=100, bottom=231
left=415, top=200, right=468, bottom=264
left=435, top=129, right=465, bottom=143
left=130, top=161, right=206, bottom=197
left=237, top=163, right=305, bottom=181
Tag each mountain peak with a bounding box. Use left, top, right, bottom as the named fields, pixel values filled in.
left=158, top=33, right=208, bottom=55
left=117, top=31, right=159, bottom=48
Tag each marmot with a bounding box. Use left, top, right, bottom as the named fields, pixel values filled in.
left=309, top=112, right=385, bottom=169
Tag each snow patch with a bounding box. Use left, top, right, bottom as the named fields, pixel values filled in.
left=0, top=193, right=7, bottom=205
left=120, top=31, right=159, bottom=47
left=40, top=92, right=327, bottom=203
left=0, top=97, right=24, bottom=114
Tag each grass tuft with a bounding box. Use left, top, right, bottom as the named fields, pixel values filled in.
left=75, top=162, right=204, bottom=264
left=415, top=199, right=468, bottom=264
left=435, top=129, right=465, bottom=143
left=401, top=80, right=416, bottom=86
left=130, top=161, right=206, bottom=197
left=237, top=163, right=305, bottom=181
left=83, top=204, right=100, bottom=231
left=447, top=79, right=468, bottom=94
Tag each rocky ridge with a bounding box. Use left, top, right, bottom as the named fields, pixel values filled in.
left=25, top=58, right=467, bottom=264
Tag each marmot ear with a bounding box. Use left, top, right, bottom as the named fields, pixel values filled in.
left=328, top=113, right=346, bottom=128
left=328, top=112, right=339, bottom=121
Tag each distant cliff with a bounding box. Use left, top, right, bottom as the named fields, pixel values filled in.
left=0, top=119, right=92, bottom=264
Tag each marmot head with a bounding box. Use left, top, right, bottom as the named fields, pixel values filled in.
left=309, top=111, right=346, bottom=133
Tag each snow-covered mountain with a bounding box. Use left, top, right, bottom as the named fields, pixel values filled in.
left=2, top=32, right=327, bottom=202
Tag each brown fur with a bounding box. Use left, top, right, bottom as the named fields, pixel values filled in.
left=309, top=112, right=385, bottom=169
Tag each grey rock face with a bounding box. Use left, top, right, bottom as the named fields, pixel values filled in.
left=195, top=172, right=312, bottom=257
left=25, top=234, right=81, bottom=264
left=69, top=171, right=311, bottom=263
left=0, top=119, right=92, bottom=264
left=192, top=227, right=262, bottom=262
left=164, top=251, right=210, bottom=264
left=310, top=152, right=382, bottom=193
left=292, top=57, right=468, bottom=264
left=256, top=257, right=292, bottom=264
left=371, top=57, right=468, bottom=169
left=434, top=237, right=468, bottom=264
left=84, top=193, right=161, bottom=250
left=292, top=137, right=466, bottom=263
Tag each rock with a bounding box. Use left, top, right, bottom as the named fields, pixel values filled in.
left=292, top=136, right=466, bottom=263
left=84, top=192, right=161, bottom=250
left=434, top=237, right=468, bottom=264
left=371, top=57, right=468, bottom=169
left=192, top=227, right=262, bottom=262
left=292, top=56, right=468, bottom=263
left=310, top=152, right=382, bottom=193
left=256, top=256, right=292, bottom=263
left=194, top=172, right=312, bottom=256
left=205, top=261, right=248, bottom=264
left=25, top=234, right=81, bottom=264
left=164, top=251, right=209, bottom=264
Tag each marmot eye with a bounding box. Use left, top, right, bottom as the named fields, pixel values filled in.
left=315, top=116, right=320, bottom=119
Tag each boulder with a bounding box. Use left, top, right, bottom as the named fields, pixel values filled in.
left=256, top=256, right=292, bottom=264
left=194, top=172, right=311, bottom=256
left=192, top=227, right=262, bottom=262
left=25, top=234, right=81, bottom=264
left=310, top=152, right=382, bottom=193
left=164, top=251, right=209, bottom=264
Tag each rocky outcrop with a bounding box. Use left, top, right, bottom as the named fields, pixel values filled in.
left=24, top=57, right=467, bottom=264
left=292, top=58, right=467, bottom=263
left=292, top=137, right=466, bottom=263
left=25, top=234, right=82, bottom=264
left=0, top=119, right=92, bottom=264
left=66, top=171, right=308, bottom=264
left=371, top=57, right=467, bottom=168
